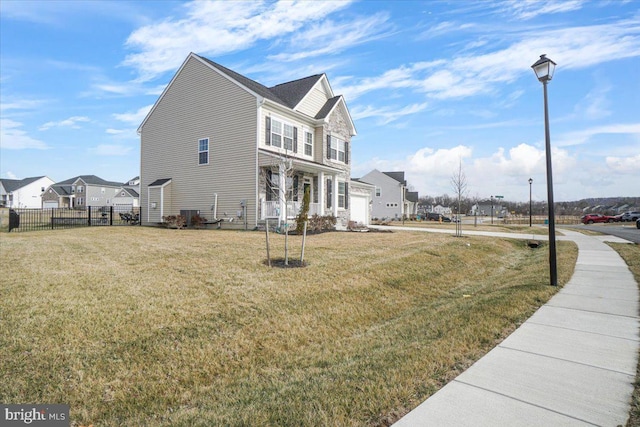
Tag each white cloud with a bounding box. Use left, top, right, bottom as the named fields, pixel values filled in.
left=4, top=171, right=18, bottom=179
left=39, top=116, right=90, bottom=131
left=0, top=119, right=49, bottom=150
left=351, top=102, right=429, bottom=124
left=334, top=18, right=640, bottom=101
left=113, top=105, right=154, bottom=126
left=106, top=129, right=125, bottom=135
left=122, top=0, right=352, bottom=81
left=0, top=99, right=46, bottom=112
left=268, top=12, right=392, bottom=62
left=501, top=0, right=586, bottom=20
left=606, top=154, right=640, bottom=174
left=556, top=123, right=640, bottom=147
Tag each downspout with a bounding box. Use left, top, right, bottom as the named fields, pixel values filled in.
left=212, top=193, right=218, bottom=219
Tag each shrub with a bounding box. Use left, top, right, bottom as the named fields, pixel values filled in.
left=308, top=214, right=336, bottom=233
left=162, top=215, right=186, bottom=229
left=191, top=214, right=206, bottom=228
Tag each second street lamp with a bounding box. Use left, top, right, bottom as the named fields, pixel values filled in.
left=529, top=178, right=533, bottom=227
left=532, top=54, right=558, bottom=286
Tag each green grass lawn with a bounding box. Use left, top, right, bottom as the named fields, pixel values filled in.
left=1, top=227, right=578, bottom=426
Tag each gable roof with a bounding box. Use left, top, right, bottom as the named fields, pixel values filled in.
left=383, top=172, right=406, bottom=185
left=0, top=176, right=45, bottom=192
left=56, top=175, right=123, bottom=187
left=269, top=74, right=324, bottom=109
left=315, top=96, right=342, bottom=119
left=140, top=53, right=355, bottom=134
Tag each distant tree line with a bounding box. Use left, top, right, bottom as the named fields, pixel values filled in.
left=418, top=195, right=640, bottom=216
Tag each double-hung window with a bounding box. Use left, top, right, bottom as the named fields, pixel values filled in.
left=198, top=138, right=209, bottom=165
left=304, top=130, right=313, bottom=156
left=327, top=136, right=347, bottom=163
left=338, top=182, right=346, bottom=208
left=271, top=120, right=282, bottom=148
left=283, top=123, right=294, bottom=151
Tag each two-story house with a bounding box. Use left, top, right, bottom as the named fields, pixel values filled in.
left=138, top=53, right=357, bottom=229
left=0, top=176, right=55, bottom=208
left=358, top=170, right=418, bottom=220
left=42, top=175, right=127, bottom=209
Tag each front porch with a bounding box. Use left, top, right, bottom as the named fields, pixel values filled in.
left=258, top=150, right=348, bottom=227
left=261, top=200, right=321, bottom=220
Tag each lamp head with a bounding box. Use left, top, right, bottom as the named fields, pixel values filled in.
left=531, top=54, right=556, bottom=83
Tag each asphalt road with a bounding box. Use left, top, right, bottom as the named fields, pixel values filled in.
left=562, top=223, right=640, bottom=244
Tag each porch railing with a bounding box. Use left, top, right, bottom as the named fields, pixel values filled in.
left=261, top=201, right=321, bottom=219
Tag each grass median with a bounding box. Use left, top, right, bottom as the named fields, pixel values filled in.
left=1, top=227, right=577, bottom=426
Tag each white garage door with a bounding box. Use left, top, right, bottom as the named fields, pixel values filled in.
left=43, top=201, right=59, bottom=208
left=350, top=195, right=369, bottom=225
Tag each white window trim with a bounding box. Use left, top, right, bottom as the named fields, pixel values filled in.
left=270, top=116, right=296, bottom=153
left=198, top=138, right=209, bottom=165
left=338, top=180, right=347, bottom=209
left=329, top=136, right=346, bottom=163
left=303, top=128, right=313, bottom=158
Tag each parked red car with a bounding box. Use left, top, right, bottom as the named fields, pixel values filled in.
left=581, top=213, right=616, bottom=224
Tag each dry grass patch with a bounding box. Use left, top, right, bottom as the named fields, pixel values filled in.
left=1, top=227, right=577, bottom=426
left=383, top=221, right=554, bottom=235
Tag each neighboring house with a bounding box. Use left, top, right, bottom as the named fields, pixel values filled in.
left=115, top=176, right=141, bottom=208
left=42, top=175, right=134, bottom=209
left=431, top=204, right=452, bottom=215
left=471, top=203, right=505, bottom=217
left=405, top=190, right=419, bottom=218
left=0, top=176, right=54, bottom=208
left=358, top=170, right=418, bottom=220
left=138, top=53, right=357, bottom=229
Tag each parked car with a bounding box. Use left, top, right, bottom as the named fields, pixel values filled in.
left=612, top=213, right=625, bottom=222
left=621, top=211, right=640, bottom=222
left=637, top=218, right=640, bottom=229
left=581, top=213, right=616, bottom=224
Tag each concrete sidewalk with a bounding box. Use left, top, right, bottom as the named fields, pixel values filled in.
left=393, top=228, right=639, bottom=426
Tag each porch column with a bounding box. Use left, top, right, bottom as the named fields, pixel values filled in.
left=333, top=175, right=339, bottom=216
left=318, top=171, right=324, bottom=215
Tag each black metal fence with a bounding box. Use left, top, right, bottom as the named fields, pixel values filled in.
left=8, top=206, right=141, bottom=232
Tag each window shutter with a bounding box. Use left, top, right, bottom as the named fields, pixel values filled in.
left=345, top=141, right=349, bottom=164
left=326, top=135, right=331, bottom=159
left=345, top=182, right=349, bottom=209
left=265, top=116, right=271, bottom=145
left=293, top=127, right=298, bottom=153
left=326, top=178, right=332, bottom=209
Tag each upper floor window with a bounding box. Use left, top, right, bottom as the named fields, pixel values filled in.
left=199, top=138, right=209, bottom=165
left=304, top=131, right=313, bottom=156
left=266, top=116, right=299, bottom=153
left=283, top=123, right=294, bottom=151
left=327, top=136, right=348, bottom=163
left=375, top=187, right=381, bottom=197
left=77, top=186, right=84, bottom=193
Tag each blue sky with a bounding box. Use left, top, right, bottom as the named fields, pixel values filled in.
left=1, top=0, right=638, bottom=202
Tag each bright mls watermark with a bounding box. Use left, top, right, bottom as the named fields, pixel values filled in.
left=1, top=404, right=69, bottom=426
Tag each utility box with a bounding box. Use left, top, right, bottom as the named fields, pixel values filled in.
left=180, top=210, right=200, bottom=226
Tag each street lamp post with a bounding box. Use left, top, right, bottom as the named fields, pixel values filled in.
left=528, top=178, right=533, bottom=227
left=532, top=54, right=558, bottom=286
left=490, top=195, right=494, bottom=225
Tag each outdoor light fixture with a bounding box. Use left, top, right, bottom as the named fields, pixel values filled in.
left=531, top=54, right=558, bottom=286
left=529, top=178, right=533, bottom=227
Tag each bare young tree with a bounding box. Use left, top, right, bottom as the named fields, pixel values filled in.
left=451, top=159, right=468, bottom=237
left=261, top=154, right=302, bottom=266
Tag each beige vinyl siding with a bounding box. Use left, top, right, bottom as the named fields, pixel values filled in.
left=148, top=186, right=163, bottom=223
left=296, top=85, right=330, bottom=117
left=261, top=110, right=318, bottom=162
left=140, top=56, right=258, bottom=228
